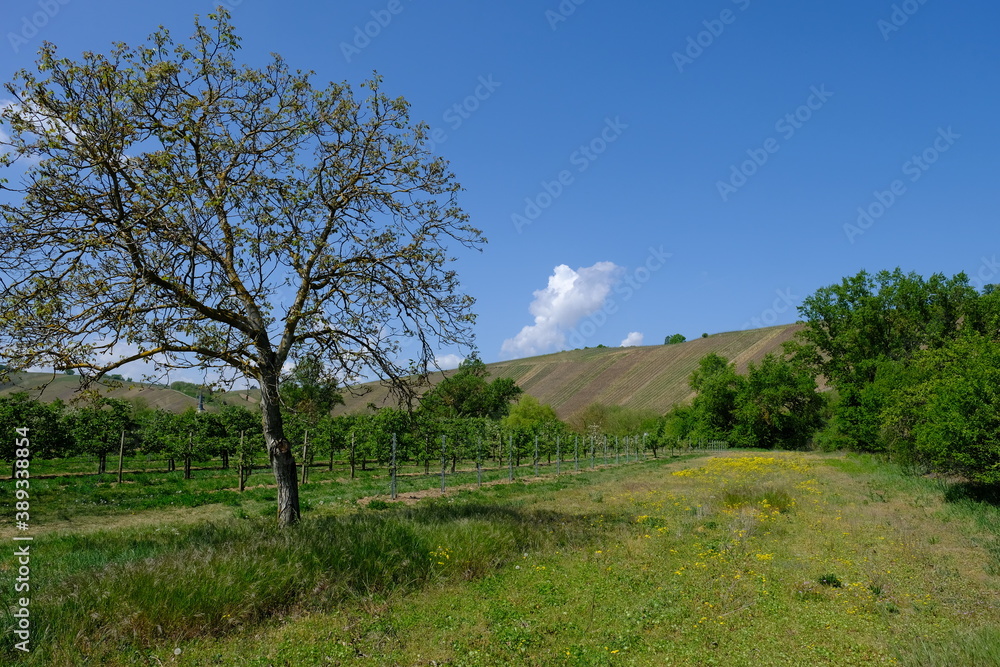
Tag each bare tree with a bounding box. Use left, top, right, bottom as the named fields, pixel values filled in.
left=0, top=10, right=483, bottom=525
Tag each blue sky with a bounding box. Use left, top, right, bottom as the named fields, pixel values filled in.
left=3, top=0, right=998, bottom=372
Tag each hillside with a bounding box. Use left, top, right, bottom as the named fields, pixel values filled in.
left=2, top=323, right=805, bottom=418
left=334, top=323, right=805, bottom=419
left=0, top=373, right=205, bottom=413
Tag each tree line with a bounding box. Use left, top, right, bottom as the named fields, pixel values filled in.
left=0, top=357, right=668, bottom=481
left=667, top=268, right=1000, bottom=485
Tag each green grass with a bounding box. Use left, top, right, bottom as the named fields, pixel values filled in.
left=2, top=451, right=1000, bottom=665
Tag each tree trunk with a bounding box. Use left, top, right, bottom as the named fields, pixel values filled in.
left=260, top=373, right=300, bottom=526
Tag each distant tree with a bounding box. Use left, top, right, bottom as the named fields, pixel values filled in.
left=603, top=405, right=659, bottom=437
left=217, top=403, right=263, bottom=482
left=659, top=404, right=696, bottom=442
left=503, top=395, right=558, bottom=432
left=63, top=397, right=136, bottom=473
left=419, top=357, right=522, bottom=421
left=730, top=354, right=823, bottom=449
left=568, top=402, right=609, bottom=435
left=0, top=11, right=482, bottom=525
left=503, top=394, right=565, bottom=463
left=688, top=353, right=742, bottom=440
left=664, top=334, right=686, bottom=345
left=882, top=333, right=1000, bottom=482
left=0, top=393, right=68, bottom=471
left=793, top=269, right=977, bottom=387
left=280, top=354, right=344, bottom=426
left=790, top=268, right=982, bottom=451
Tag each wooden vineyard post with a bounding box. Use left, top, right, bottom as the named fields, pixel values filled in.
left=534, top=435, right=539, bottom=476
left=574, top=435, right=579, bottom=471
left=440, top=434, right=447, bottom=493
left=556, top=436, right=561, bottom=475
left=350, top=432, right=356, bottom=479
left=590, top=434, right=595, bottom=469
left=391, top=433, right=398, bottom=500
left=477, top=437, right=483, bottom=488
left=117, top=430, right=125, bottom=484
left=508, top=434, right=514, bottom=481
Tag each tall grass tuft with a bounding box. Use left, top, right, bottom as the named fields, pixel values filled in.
left=896, top=625, right=1000, bottom=666
left=721, top=485, right=794, bottom=513
left=1, top=501, right=601, bottom=664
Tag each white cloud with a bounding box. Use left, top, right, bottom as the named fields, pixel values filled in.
left=620, top=332, right=644, bottom=347
left=501, top=261, right=623, bottom=359
left=434, top=353, right=464, bottom=370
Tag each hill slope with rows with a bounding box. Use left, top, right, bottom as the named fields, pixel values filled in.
left=336, top=323, right=804, bottom=419
left=3, top=323, right=804, bottom=419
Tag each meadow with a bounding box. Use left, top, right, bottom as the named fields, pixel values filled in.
left=2, top=450, right=999, bottom=666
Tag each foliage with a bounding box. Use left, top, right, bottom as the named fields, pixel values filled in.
left=882, top=333, right=1000, bottom=483
left=664, top=333, right=686, bottom=345
left=0, top=10, right=482, bottom=523
left=501, top=395, right=559, bottom=435
left=789, top=268, right=981, bottom=450
left=63, top=397, right=137, bottom=458
left=279, top=354, right=344, bottom=426
left=0, top=392, right=68, bottom=460
left=730, top=354, right=823, bottom=450
left=688, top=353, right=742, bottom=440
left=418, top=357, right=522, bottom=421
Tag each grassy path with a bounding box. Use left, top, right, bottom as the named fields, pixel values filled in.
left=4, top=451, right=999, bottom=665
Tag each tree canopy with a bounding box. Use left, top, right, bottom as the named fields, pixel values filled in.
left=0, top=10, right=483, bottom=524
left=418, top=357, right=522, bottom=421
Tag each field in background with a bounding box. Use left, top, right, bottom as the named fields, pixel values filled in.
left=3, top=449, right=999, bottom=665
